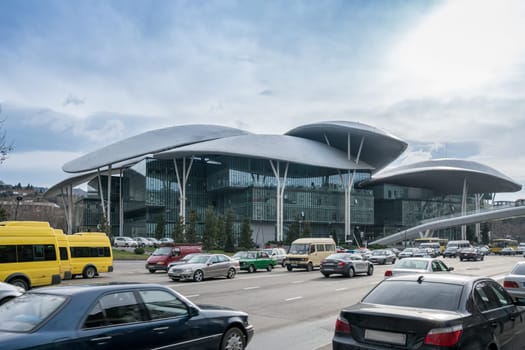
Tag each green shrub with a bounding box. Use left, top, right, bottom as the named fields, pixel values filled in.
left=134, top=247, right=145, bottom=255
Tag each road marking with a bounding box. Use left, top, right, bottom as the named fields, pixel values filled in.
left=292, top=280, right=304, bottom=284
left=185, top=294, right=200, bottom=298
left=335, top=287, right=348, bottom=291
left=285, top=296, right=303, bottom=301
left=243, top=286, right=260, bottom=290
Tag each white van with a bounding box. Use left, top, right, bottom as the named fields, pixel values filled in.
left=285, top=237, right=336, bottom=272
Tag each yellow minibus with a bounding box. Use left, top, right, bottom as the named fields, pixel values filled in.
left=0, top=221, right=62, bottom=289
left=67, top=232, right=113, bottom=278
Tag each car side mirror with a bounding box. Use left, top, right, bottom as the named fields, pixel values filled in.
left=448, top=267, right=454, bottom=271
left=188, top=306, right=199, bottom=317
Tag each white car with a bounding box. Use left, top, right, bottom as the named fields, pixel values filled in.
left=384, top=257, right=454, bottom=278
left=134, top=237, right=153, bottom=247
left=113, top=236, right=138, bottom=247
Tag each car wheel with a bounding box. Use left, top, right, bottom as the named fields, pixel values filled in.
left=193, top=270, right=204, bottom=282
left=281, top=261, right=286, bottom=267
left=460, top=257, right=463, bottom=261
left=248, top=265, right=256, bottom=273
left=8, top=278, right=29, bottom=290
left=367, top=264, right=374, bottom=276
left=171, top=278, right=179, bottom=282
left=266, top=264, right=273, bottom=272
left=149, top=269, right=156, bottom=273
left=221, top=327, right=246, bottom=350
left=481, top=255, right=484, bottom=261
left=286, top=265, right=293, bottom=271
left=83, top=266, right=97, bottom=279
left=227, top=268, right=236, bottom=279
left=322, top=273, right=330, bottom=278
left=392, top=258, right=396, bottom=264
left=306, top=262, right=313, bottom=272
left=381, top=259, right=386, bottom=265
left=347, top=267, right=355, bottom=278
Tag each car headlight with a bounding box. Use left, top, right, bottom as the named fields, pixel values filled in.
left=183, top=268, right=193, bottom=273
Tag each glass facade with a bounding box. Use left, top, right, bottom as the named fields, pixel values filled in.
left=75, top=157, right=487, bottom=245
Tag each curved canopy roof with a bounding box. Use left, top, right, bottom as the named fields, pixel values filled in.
left=285, top=121, right=408, bottom=173
left=63, top=124, right=250, bottom=173
left=362, top=158, right=522, bottom=194
left=155, top=134, right=373, bottom=172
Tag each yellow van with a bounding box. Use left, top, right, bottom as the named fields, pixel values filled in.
left=67, top=232, right=113, bottom=279
left=53, top=229, right=73, bottom=280
left=0, top=221, right=62, bottom=289
left=285, top=237, right=337, bottom=271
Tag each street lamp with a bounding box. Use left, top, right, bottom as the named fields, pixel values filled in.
left=14, top=196, right=23, bottom=220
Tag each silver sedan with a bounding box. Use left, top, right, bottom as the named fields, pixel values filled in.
left=168, top=254, right=239, bottom=282
left=504, top=261, right=525, bottom=301
left=384, top=257, right=454, bottom=278
left=0, top=282, right=25, bottom=305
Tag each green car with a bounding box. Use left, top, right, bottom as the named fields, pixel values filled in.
left=234, top=251, right=275, bottom=273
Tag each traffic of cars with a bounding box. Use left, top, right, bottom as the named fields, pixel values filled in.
left=320, top=253, right=374, bottom=278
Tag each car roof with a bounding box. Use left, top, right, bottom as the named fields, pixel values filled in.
left=29, top=283, right=169, bottom=297
left=385, top=273, right=482, bottom=285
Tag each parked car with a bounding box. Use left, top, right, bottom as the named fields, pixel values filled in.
left=320, top=253, right=374, bottom=278
left=147, top=237, right=161, bottom=247
left=384, top=257, right=454, bottom=278
left=113, top=236, right=138, bottom=247
left=146, top=244, right=203, bottom=273
left=333, top=274, right=525, bottom=349
left=159, top=237, right=174, bottom=245
left=262, top=247, right=287, bottom=267
left=0, top=282, right=24, bottom=305
left=134, top=237, right=153, bottom=247
left=236, top=251, right=275, bottom=273
left=458, top=247, right=484, bottom=261
left=0, top=283, right=254, bottom=349
left=501, top=247, right=517, bottom=256
left=367, top=249, right=396, bottom=265
left=412, top=248, right=438, bottom=258
left=503, top=261, right=525, bottom=302
left=168, top=254, right=239, bottom=282
left=442, top=246, right=458, bottom=258
left=397, top=247, right=419, bottom=259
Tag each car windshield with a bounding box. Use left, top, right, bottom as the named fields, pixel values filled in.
left=187, top=255, right=210, bottom=264
left=363, top=280, right=463, bottom=311
left=511, top=264, right=525, bottom=275
left=0, top=293, right=67, bottom=332
left=233, top=252, right=249, bottom=259
left=289, top=244, right=309, bottom=254
left=372, top=250, right=387, bottom=256
left=152, top=247, right=171, bottom=256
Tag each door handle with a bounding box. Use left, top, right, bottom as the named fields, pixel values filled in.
left=91, top=336, right=112, bottom=342
left=154, top=326, right=169, bottom=331
left=490, top=322, right=498, bottom=328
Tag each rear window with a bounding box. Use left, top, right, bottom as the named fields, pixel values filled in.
left=363, top=280, right=463, bottom=311
left=511, top=264, right=525, bottom=275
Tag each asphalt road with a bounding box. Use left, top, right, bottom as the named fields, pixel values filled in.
left=61, top=255, right=523, bottom=350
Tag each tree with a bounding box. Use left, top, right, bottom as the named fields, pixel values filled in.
left=239, top=217, right=254, bottom=249
left=186, top=210, right=198, bottom=243
left=215, top=215, right=226, bottom=250
left=172, top=215, right=185, bottom=243
left=155, top=216, right=166, bottom=240
left=302, top=221, right=312, bottom=237
left=202, top=206, right=217, bottom=251
left=0, top=206, right=8, bottom=221
left=286, top=217, right=300, bottom=245
left=0, top=113, right=14, bottom=164
left=481, top=223, right=490, bottom=244
left=224, top=209, right=235, bottom=252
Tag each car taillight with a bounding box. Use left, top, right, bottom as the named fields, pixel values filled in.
left=424, top=325, right=462, bottom=346
left=335, top=316, right=351, bottom=334
left=337, top=262, right=345, bottom=267
left=504, top=280, right=520, bottom=288
left=384, top=270, right=392, bottom=277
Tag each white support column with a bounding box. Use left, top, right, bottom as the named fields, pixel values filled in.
left=119, top=168, right=124, bottom=237
left=174, top=157, right=194, bottom=228
left=97, top=168, right=107, bottom=222
left=107, top=164, right=112, bottom=228
left=269, top=160, right=289, bottom=242
left=60, top=187, right=70, bottom=233
left=461, top=178, right=468, bottom=240
left=68, top=184, right=73, bottom=233
left=475, top=193, right=482, bottom=242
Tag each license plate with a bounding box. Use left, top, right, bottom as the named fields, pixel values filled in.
left=364, top=329, right=406, bottom=345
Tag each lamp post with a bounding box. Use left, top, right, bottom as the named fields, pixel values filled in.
left=14, top=196, right=23, bottom=220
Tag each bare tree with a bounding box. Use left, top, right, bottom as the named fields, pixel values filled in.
left=0, top=105, right=14, bottom=163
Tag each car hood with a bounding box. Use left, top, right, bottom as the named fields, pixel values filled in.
left=197, top=304, right=248, bottom=317
left=171, top=263, right=207, bottom=270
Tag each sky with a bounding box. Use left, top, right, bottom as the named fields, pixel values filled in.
left=1, top=0, right=525, bottom=201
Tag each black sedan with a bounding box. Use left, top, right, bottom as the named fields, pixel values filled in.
left=0, top=283, right=254, bottom=350
left=320, top=253, right=374, bottom=278
left=458, top=247, right=484, bottom=261
left=333, top=274, right=525, bottom=349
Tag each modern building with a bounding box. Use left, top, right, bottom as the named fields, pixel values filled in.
left=45, top=121, right=522, bottom=247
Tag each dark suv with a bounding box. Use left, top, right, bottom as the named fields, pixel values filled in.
left=458, top=247, right=484, bottom=261
left=443, top=247, right=458, bottom=258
